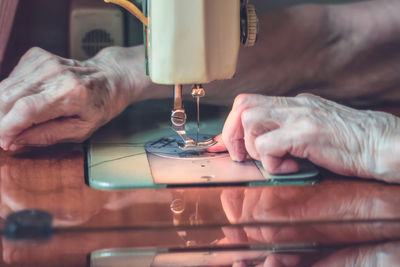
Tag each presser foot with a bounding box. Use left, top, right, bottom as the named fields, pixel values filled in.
left=171, top=122, right=217, bottom=152
left=178, top=136, right=217, bottom=152
left=171, top=84, right=216, bottom=152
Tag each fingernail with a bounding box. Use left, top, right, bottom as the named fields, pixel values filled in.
left=9, top=138, right=25, bottom=151
left=231, top=152, right=246, bottom=162
left=9, top=144, right=20, bottom=152
left=0, top=139, right=9, bottom=151
left=206, top=143, right=225, bottom=153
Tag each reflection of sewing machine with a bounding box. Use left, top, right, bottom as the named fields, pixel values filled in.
left=104, top=0, right=258, bottom=151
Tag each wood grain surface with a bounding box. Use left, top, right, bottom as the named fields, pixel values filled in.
left=0, top=105, right=399, bottom=266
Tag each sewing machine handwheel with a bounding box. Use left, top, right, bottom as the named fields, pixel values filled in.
left=241, top=4, right=258, bottom=47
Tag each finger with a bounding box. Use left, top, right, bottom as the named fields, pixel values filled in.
left=0, top=76, right=20, bottom=94
left=0, top=81, right=41, bottom=116
left=0, top=68, right=86, bottom=117
left=223, top=94, right=273, bottom=162
left=206, top=134, right=227, bottom=152
left=255, top=130, right=300, bottom=174
left=220, top=189, right=245, bottom=223
left=261, top=155, right=299, bottom=175
left=9, top=117, right=90, bottom=150
left=0, top=76, right=31, bottom=117
left=0, top=69, right=95, bottom=118
left=221, top=226, right=249, bottom=244
left=222, top=105, right=247, bottom=161
left=241, top=107, right=282, bottom=160
left=0, top=95, right=77, bottom=150
left=241, top=189, right=262, bottom=222
left=223, top=95, right=297, bottom=162
left=0, top=72, right=60, bottom=116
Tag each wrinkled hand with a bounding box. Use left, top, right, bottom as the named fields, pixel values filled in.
left=0, top=47, right=137, bottom=151
left=209, top=93, right=400, bottom=182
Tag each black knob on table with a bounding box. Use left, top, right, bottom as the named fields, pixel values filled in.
left=4, top=209, right=53, bottom=240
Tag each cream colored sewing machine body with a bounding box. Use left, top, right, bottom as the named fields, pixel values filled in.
left=148, top=0, right=240, bottom=85
left=105, top=0, right=257, bottom=150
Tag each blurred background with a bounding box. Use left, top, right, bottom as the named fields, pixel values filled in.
left=0, top=0, right=365, bottom=80
left=1, top=0, right=143, bottom=79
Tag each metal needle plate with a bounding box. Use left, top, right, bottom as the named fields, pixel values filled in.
left=145, top=135, right=223, bottom=160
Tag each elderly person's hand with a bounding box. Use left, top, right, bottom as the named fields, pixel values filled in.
left=0, top=46, right=151, bottom=151
left=209, top=93, right=400, bottom=183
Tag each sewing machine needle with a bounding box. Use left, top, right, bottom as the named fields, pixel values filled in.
left=191, top=84, right=205, bottom=144
left=196, top=96, right=200, bottom=143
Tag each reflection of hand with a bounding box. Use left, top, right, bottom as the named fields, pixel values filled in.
left=0, top=146, right=176, bottom=226
left=0, top=148, right=109, bottom=226
left=220, top=186, right=400, bottom=267
left=210, top=93, right=400, bottom=182
left=221, top=183, right=400, bottom=243
left=227, top=242, right=400, bottom=267
left=0, top=47, right=142, bottom=151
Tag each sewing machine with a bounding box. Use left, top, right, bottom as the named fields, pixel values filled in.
left=105, top=0, right=258, bottom=151
left=86, top=0, right=318, bottom=189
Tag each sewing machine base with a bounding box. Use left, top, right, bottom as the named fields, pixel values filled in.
left=86, top=100, right=319, bottom=189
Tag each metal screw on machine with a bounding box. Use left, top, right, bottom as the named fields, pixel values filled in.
left=171, top=109, right=187, bottom=127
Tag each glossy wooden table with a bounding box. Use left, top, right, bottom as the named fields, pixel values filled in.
left=0, top=105, right=399, bottom=266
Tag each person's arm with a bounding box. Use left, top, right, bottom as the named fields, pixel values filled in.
left=204, top=0, right=400, bottom=105
left=0, top=0, right=19, bottom=74
left=2, top=0, right=400, bottom=150
left=0, top=46, right=165, bottom=151
left=209, top=93, right=400, bottom=183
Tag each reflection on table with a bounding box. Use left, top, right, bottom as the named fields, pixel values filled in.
left=0, top=141, right=399, bottom=266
